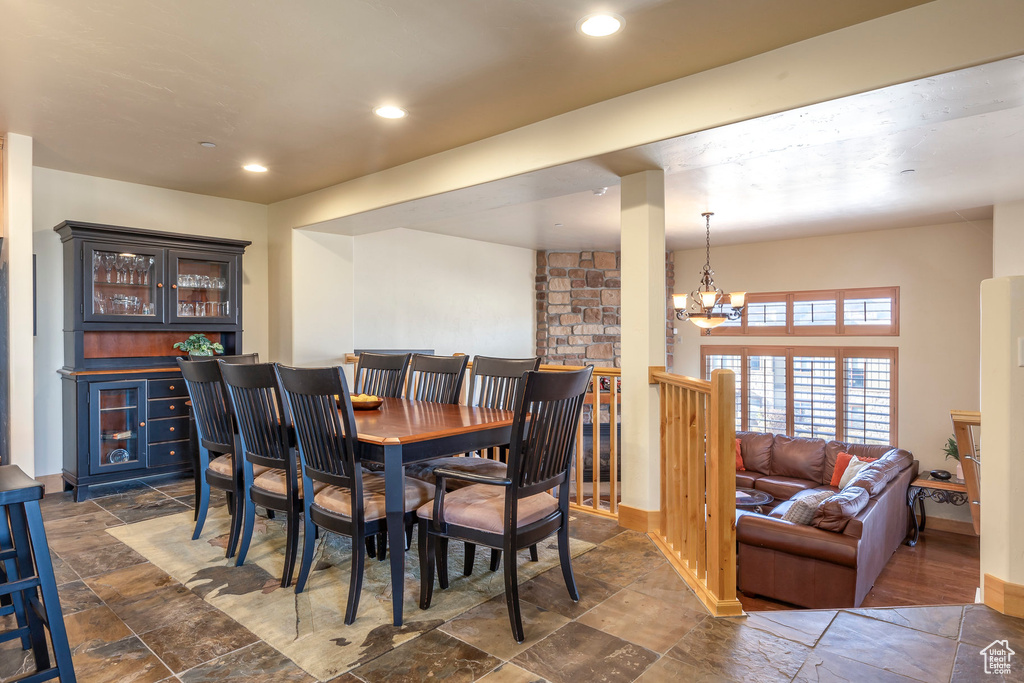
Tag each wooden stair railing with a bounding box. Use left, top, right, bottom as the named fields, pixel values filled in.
left=951, top=410, right=982, bottom=535
left=648, top=366, right=741, bottom=617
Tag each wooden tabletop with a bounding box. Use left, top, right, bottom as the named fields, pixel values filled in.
left=350, top=397, right=514, bottom=446
left=912, top=475, right=967, bottom=492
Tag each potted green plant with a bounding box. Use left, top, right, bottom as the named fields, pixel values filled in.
left=943, top=434, right=964, bottom=480
left=173, top=333, right=224, bottom=357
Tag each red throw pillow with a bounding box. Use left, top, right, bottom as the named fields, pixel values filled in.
left=830, top=452, right=878, bottom=487
left=736, top=438, right=745, bottom=471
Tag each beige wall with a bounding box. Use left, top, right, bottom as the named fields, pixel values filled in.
left=351, top=228, right=535, bottom=357
left=674, top=221, right=992, bottom=521
left=291, top=228, right=354, bottom=366
left=32, top=167, right=269, bottom=476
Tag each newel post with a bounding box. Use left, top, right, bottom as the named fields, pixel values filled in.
left=706, top=369, right=737, bottom=605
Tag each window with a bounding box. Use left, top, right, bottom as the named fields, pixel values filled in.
left=702, top=345, right=897, bottom=444
left=710, top=287, right=898, bottom=336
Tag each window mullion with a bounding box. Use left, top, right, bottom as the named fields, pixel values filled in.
left=835, top=348, right=845, bottom=441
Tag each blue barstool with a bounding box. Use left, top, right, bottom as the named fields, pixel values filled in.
left=0, top=465, right=76, bottom=682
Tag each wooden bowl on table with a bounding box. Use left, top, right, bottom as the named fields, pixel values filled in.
left=349, top=394, right=384, bottom=410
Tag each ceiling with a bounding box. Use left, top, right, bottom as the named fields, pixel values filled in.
left=1, top=0, right=928, bottom=204
left=316, top=55, right=1024, bottom=250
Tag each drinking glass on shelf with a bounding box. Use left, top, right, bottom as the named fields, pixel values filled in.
left=93, top=253, right=103, bottom=282
left=144, top=256, right=155, bottom=285
left=201, top=275, right=211, bottom=289
left=185, top=303, right=194, bottom=316
left=115, top=254, right=128, bottom=284
left=102, top=252, right=116, bottom=283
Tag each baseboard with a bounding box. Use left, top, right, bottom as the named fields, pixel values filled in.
left=916, top=515, right=977, bottom=536
left=618, top=504, right=660, bottom=533
left=984, top=574, right=1024, bottom=619
left=36, top=473, right=64, bottom=495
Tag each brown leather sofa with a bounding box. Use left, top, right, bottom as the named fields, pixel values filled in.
left=735, top=431, right=918, bottom=608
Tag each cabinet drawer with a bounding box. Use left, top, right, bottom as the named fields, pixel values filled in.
left=149, top=440, right=191, bottom=468
left=148, top=417, right=189, bottom=444
left=149, top=378, right=187, bottom=398
left=149, top=397, right=186, bottom=418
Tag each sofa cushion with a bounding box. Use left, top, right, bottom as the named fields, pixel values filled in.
left=738, top=432, right=773, bottom=473
left=754, top=475, right=819, bottom=501
left=824, top=440, right=895, bottom=484
left=770, top=435, right=826, bottom=482
left=812, top=486, right=870, bottom=532
left=736, top=471, right=766, bottom=488
left=847, top=461, right=894, bottom=497
left=838, top=457, right=874, bottom=489
left=881, top=448, right=914, bottom=472
left=780, top=490, right=835, bottom=525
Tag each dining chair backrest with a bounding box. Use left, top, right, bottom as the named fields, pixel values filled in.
left=218, top=361, right=292, bottom=472
left=276, top=364, right=361, bottom=493
left=188, top=352, right=260, bottom=364
left=467, top=356, right=542, bottom=410
left=354, top=352, right=411, bottom=398
left=405, top=354, right=470, bottom=404
left=507, top=367, right=593, bottom=498
left=177, top=358, right=234, bottom=453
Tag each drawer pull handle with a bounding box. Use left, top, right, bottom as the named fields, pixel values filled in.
left=140, top=421, right=146, bottom=427
left=158, top=283, right=164, bottom=288
left=169, top=427, right=175, bottom=432
left=169, top=385, right=175, bottom=390
left=170, top=450, right=175, bottom=456
left=169, top=405, right=176, bottom=410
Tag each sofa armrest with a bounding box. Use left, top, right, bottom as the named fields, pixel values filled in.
left=737, top=513, right=860, bottom=568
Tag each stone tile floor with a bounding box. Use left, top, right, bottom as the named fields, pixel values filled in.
left=2, top=473, right=1022, bottom=682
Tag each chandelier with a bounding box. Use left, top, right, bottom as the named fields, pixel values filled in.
left=673, top=212, right=746, bottom=333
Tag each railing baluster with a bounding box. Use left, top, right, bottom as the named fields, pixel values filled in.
left=609, top=372, right=618, bottom=514
left=591, top=374, right=601, bottom=511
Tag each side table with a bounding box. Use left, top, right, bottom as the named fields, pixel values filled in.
left=906, top=474, right=968, bottom=546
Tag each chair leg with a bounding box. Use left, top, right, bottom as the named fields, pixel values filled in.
left=266, top=509, right=276, bottom=520
left=365, top=535, right=376, bottom=558
left=418, top=523, right=435, bottom=609
left=529, top=544, right=539, bottom=562
left=0, top=508, right=30, bottom=650
left=294, top=512, right=318, bottom=594
left=225, top=485, right=245, bottom=559
left=463, top=542, right=476, bottom=576
left=376, top=531, right=387, bottom=561
left=345, top=528, right=366, bottom=625
left=235, top=494, right=257, bottom=567
left=503, top=534, right=525, bottom=643
left=8, top=504, right=54, bottom=673
left=489, top=549, right=501, bottom=571
left=405, top=523, right=413, bottom=551
left=192, top=479, right=211, bottom=540
left=437, top=537, right=450, bottom=589
left=281, top=508, right=300, bottom=588
left=557, top=517, right=579, bottom=602
left=225, top=491, right=234, bottom=511
left=22, top=501, right=76, bottom=682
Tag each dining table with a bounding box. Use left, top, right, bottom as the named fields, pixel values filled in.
left=348, top=397, right=515, bottom=626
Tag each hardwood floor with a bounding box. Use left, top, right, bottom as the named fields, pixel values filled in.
left=739, top=528, right=980, bottom=612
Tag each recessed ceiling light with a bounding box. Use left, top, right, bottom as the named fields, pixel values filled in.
left=198, top=141, right=217, bottom=148
left=374, top=105, right=407, bottom=119
left=243, top=163, right=268, bottom=173
left=577, top=13, right=624, bottom=37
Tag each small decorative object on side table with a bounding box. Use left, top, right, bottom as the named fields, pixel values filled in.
left=736, top=487, right=773, bottom=514
left=906, top=473, right=969, bottom=546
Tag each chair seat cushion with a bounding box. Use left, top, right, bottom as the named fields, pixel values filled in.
left=208, top=454, right=270, bottom=478
left=405, top=456, right=508, bottom=490
left=253, top=468, right=328, bottom=498
left=416, top=485, right=559, bottom=534
left=735, top=471, right=766, bottom=488
left=313, top=472, right=433, bottom=521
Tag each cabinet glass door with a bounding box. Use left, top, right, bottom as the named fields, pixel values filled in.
left=169, top=250, right=237, bottom=323
left=85, top=242, right=165, bottom=322
left=88, top=380, right=148, bottom=475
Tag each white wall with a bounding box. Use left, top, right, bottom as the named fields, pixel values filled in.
left=291, top=228, right=353, bottom=366
left=674, top=221, right=992, bottom=522
left=3, top=134, right=35, bottom=476
left=32, top=167, right=269, bottom=476
left=351, top=228, right=534, bottom=357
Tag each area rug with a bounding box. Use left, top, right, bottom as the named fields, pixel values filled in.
left=108, top=503, right=594, bottom=680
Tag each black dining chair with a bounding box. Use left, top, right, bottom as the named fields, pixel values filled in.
left=418, top=366, right=593, bottom=642
left=353, top=352, right=411, bottom=398
left=276, top=364, right=434, bottom=624
left=219, top=361, right=313, bottom=588
left=188, top=352, right=260, bottom=363
left=404, top=354, right=469, bottom=404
